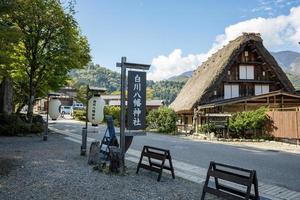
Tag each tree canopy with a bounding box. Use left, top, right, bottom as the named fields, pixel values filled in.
left=0, top=0, right=20, bottom=77
left=0, top=0, right=91, bottom=120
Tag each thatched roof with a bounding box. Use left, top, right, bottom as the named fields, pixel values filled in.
left=170, top=33, right=295, bottom=113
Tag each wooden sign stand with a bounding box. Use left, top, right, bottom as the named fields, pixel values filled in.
left=201, top=161, right=260, bottom=200
left=116, top=57, right=150, bottom=173
left=136, top=145, right=175, bottom=182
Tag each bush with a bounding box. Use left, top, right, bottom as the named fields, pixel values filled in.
left=0, top=114, right=44, bottom=136
left=146, top=106, right=177, bottom=134
left=228, top=107, right=273, bottom=138
left=104, top=106, right=120, bottom=127
left=73, top=110, right=86, bottom=121
left=73, top=106, right=121, bottom=126
left=199, top=123, right=216, bottom=133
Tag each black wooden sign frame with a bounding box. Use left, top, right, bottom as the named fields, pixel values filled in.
left=201, top=161, right=260, bottom=200
left=136, top=145, right=175, bottom=182
left=127, top=71, right=146, bottom=130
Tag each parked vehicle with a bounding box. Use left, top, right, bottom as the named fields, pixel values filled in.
left=72, top=102, right=85, bottom=110
left=60, top=106, right=73, bottom=115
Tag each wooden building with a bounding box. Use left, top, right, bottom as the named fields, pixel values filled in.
left=102, top=94, right=165, bottom=110
left=170, top=33, right=300, bottom=132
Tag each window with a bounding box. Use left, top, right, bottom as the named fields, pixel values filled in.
left=239, top=65, right=254, bottom=79
left=255, top=84, right=269, bottom=95
left=224, top=84, right=239, bottom=99
left=184, top=116, right=188, bottom=125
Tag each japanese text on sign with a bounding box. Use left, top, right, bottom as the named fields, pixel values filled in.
left=127, top=71, right=146, bottom=130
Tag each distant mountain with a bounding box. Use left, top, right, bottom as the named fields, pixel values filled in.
left=71, top=63, right=121, bottom=93
left=70, top=51, right=300, bottom=106
left=168, top=74, right=190, bottom=82
left=168, top=71, right=192, bottom=82
left=180, top=71, right=193, bottom=76
left=168, top=70, right=193, bottom=82
left=286, top=73, right=300, bottom=90
left=168, top=51, right=300, bottom=89
left=271, top=51, right=300, bottom=73
left=71, top=63, right=185, bottom=105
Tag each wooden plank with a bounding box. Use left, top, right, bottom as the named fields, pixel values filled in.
left=267, top=111, right=299, bottom=139
left=116, top=62, right=150, bottom=70
left=214, top=162, right=253, bottom=173
left=209, top=169, right=251, bottom=186
left=151, top=161, right=172, bottom=170
left=143, top=152, right=166, bottom=160
left=139, top=163, right=161, bottom=173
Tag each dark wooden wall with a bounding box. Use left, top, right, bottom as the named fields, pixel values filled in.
left=207, top=44, right=284, bottom=102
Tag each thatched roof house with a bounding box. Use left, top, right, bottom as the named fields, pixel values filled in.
left=171, top=33, right=294, bottom=113
left=170, top=33, right=300, bottom=133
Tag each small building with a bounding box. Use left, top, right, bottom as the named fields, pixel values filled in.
left=170, top=33, right=300, bottom=133
left=57, top=87, right=77, bottom=98
left=102, top=95, right=164, bottom=110
left=101, top=94, right=121, bottom=105
left=34, top=87, right=77, bottom=113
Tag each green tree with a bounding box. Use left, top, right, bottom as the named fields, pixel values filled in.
left=3, top=0, right=90, bottom=121
left=71, top=63, right=121, bottom=93
left=150, top=80, right=185, bottom=105
left=0, top=0, right=20, bottom=78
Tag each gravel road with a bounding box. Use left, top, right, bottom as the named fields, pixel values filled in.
left=0, top=133, right=220, bottom=200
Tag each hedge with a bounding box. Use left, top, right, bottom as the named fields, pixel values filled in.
left=146, top=106, right=177, bottom=134
left=73, top=106, right=121, bottom=127
left=228, top=107, right=274, bottom=139
left=0, top=114, right=44, bottom=136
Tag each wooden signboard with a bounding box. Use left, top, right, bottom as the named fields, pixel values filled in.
left=127, top=71, right=146, bottom=130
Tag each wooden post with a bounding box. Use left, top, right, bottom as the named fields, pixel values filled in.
left=120, top=57, right=127, bottom=173
left=296, top=109, right=299, bottom=146
left=85, top=85, right=89, bottom=131
left=193, top=108, right=197, bottom=134
left=116, top=57, right=150, bottom=172
left=43, top=95, right=50, bottom=141
left=80, top=85, right=89, bottom=156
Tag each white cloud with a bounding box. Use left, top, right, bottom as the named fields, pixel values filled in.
left=148, top=49, right=208, bottom=81
left=149, top=6, right=300, bottom=81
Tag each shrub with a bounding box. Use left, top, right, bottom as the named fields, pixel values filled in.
left=73, top=110, right=86, bottom=121
left=73, top=106, right=121, bottom=126
left=228, top=107, right=273, bottom=138
left=0, top=114, right=44, bottom=136
left=104, top=106, right=120, bottom=127
left=31, top=122, right=44, bottom=134
left=146, top=106, right=177, bottom=134
left=199, top=123, right=216, bottom=134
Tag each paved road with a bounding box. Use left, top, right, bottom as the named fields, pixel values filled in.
left=48, top=117, right=300, bottom=195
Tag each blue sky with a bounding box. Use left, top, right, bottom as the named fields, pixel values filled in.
left=74, top=0, right=300, bottom=80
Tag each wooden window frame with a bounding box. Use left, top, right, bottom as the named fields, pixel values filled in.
left=239, top=65, right=254, bottom=80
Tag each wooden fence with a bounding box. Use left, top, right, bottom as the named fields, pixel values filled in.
left=267, top=108, right=300, bottom=140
